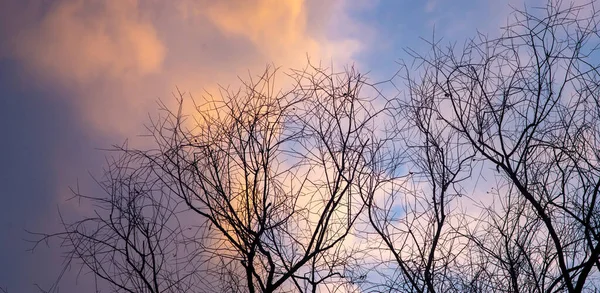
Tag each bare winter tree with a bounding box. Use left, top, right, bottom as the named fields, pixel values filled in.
left=367, top=1, right=600, bottom=292
left=31, top=146, right=204, bottom=293
left=32, top=64, right=389, bottom=293
left=31, top=1, right=600, bottom=293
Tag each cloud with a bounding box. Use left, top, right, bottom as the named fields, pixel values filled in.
left=13, top=0, right=165, bottom=85
left=2, top=0, right=376, bottom=259
left=205, top=0, right=314, bottom=56
left=5, top=0, right=367, bottom=136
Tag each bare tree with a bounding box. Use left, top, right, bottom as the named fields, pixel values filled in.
left=372, top=1, right=600, bottom=292
left=33, top=64, right=388, bottom=293
left=31, top=139, right=214, bottom=293
left=32, top=1, right=600, bottom=292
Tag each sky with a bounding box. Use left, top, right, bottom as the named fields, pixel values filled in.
left=0, top=0, right=548, bottom=292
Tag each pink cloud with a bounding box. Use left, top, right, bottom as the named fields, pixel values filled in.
left=8, top=0, right=368, bottom=136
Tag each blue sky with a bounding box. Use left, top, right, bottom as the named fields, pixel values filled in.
left=0, top=0, right=551, bottom=291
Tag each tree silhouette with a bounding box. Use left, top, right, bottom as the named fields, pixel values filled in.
left=32, top=1, right=600, bottom=292
left=33, top=64, right=390, bottom=293
left=368, top=1, right=600, bottom=292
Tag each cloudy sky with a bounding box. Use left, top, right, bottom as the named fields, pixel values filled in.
left=0, top=0, right=545, bottom=291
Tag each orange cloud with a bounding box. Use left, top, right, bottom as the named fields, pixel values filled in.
left=14, top=0, right=165, bottom=85
left=2, top=0, right=373, bottom=218
left=176, top=0, right=363, bottom=72
left=205, top=0, right=317, bottom=60
left=7, top=0, right=367, bottom=136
